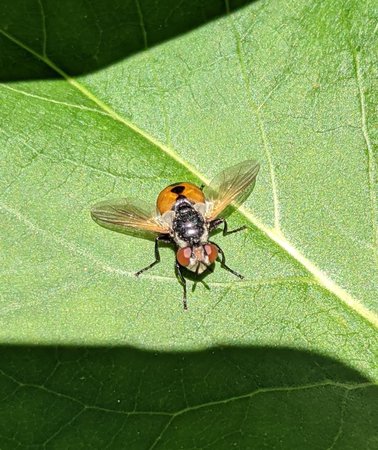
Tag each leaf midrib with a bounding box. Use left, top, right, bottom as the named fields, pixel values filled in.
left=1, top=28, right=377, bottom=329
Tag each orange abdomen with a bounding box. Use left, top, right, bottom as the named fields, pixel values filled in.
left=157, top=182, right=205, bottom=214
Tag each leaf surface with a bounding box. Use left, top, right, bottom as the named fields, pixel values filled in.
left=0, top=0, right=377, bottom=448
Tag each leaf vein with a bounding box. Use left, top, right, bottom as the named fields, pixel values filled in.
left=0, top=83, right=110, bottom=117
left=135, top=0, right=148, bottom=49
left=37, top=0, right=47, bottom=57
left=229, top=16, right=281, bottom=230
left=353, top=51, right=378, bottom=263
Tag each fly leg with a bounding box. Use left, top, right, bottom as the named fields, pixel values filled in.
left=209, top=241, right=244, bottom=279
left=175, top=261, right=188, bottom=310
left=209, top=218, right=246, bottom=235
left=135, top=235, right=171, bottom=276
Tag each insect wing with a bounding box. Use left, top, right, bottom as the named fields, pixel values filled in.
left=203, top=159, right=260, bottom=220
left=91, top=198, right=169, bottom=235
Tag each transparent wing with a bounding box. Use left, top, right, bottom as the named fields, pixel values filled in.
left=91, top=198, right=169, bottom=235
left=203, top=160, right=260, bottom=220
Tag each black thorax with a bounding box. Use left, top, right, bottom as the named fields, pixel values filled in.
left=173, top=198, right=205, bottom=245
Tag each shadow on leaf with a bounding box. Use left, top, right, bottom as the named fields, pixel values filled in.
left=0, top=0, right=258, bottom=81
left=0, top=345, right=376, bottom=448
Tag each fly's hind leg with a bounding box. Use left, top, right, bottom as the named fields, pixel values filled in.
left=135, top=235, right=171, bottom=276
left=209, top=218, right=246, bottom=236
left=209, top=241, right=244, bottom=279
left=175, top=261, right=188, bottom=310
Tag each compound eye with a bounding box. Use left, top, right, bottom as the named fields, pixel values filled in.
left=177, top=247, right=192, bottom=267
left=204, top=244, right=218, bottom=264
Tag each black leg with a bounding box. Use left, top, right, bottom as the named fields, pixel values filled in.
left=199, top=183, right=205, bottom=191
left=175, top=261, right=188, bottom=310
left=135, top=235, right=171, bottom=276
left=209, top=218, right=246, bottom=236
left=209, top=241, right=244, bottom=279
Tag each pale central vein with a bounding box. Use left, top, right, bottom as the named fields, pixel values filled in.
left=0, top=29, right=377, bottom=329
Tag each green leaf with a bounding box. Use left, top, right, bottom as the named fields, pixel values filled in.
left=0, top=0, right=377, bottom=448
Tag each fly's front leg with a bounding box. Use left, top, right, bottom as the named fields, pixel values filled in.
left=209, top=218, right=246, bottom=236
left=209, top=241, right=244, bottom=279
left=135, top=235, right=171, bottom=276
left=175, top=261, right=188, bottom=310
